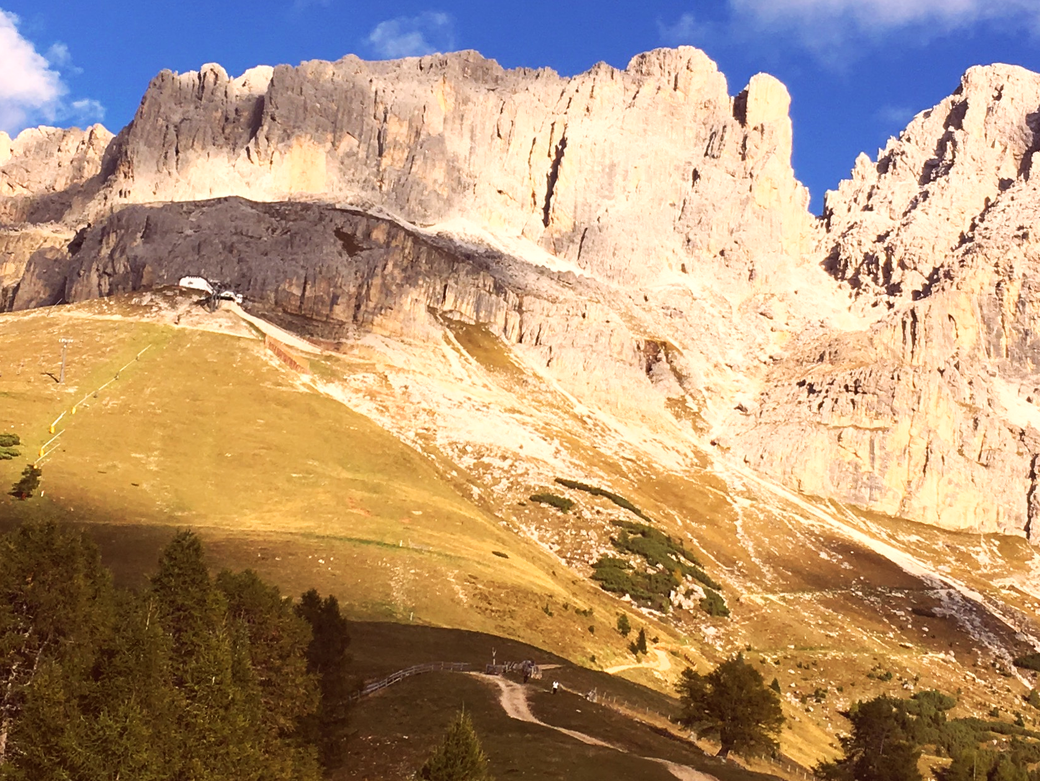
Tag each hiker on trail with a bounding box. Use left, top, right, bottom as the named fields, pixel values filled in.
left=552, top=681, right=559, bottom=694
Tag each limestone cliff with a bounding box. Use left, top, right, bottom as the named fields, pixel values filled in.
left=6, top=49, right=1040, bottom=539
left=729, top=64, right=1040, bottom=537
left=0, top=125, right=113, bottom=224
left=822, top=64, right=1040, bottom=303
left=89, top=48, right=815, bottom=290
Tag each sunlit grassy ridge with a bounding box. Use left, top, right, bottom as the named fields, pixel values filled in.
left=0, top=303, right=668, bottom=668
left=5, top=297, right=1040, bottom=776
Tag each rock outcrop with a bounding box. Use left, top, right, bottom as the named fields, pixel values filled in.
left=86, top=48, right=816, bottom=292
left=0, top=125, right=113, bottom=224
left=729, top=64, right=1040, bottom=537
left=822, top=64, right=1040, bottom=303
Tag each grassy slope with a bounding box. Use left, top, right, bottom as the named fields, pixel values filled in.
left=0, top=306, right=673, bottom=668
left=344, top=622, right=779, bottom=781
left=5, top=301, right=1038, bottom=776
left=0, top=304, right=784, bottom=778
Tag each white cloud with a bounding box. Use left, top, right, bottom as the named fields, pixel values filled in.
left=876, top=105, right=916, bottom=126
left=0, top=9, right=64, bottom=132
left=0, top=10, right=103, bottom=135
left=66, top=98, right=105, bottom=125
left=658, top=13, right=719, bottom=47
left=661, top=1, right=1040, bottom=63
left=731, top=0, right=1037, bottom=31
left=367, top=11, right=455, bottom=59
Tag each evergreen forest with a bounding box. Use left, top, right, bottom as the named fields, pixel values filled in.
left=0, top=521, right=351, bottom=781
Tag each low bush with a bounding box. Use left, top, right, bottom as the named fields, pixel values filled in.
left=588, top=520, right=726, bottom=616
left=554, top=478, right=652, bottom=522
left=530, top=492, right=574, bottom=513
left=1014, top=653, right=1040, bottom=672
left=0, top=432, right=19, bottom=460
left=700, top=588, right=729, bottom=617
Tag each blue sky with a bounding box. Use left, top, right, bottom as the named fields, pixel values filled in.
left=2, top=0, right=1039, bottom=212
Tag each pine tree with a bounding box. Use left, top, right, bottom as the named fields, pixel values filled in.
left=8, top=465, right=41, bottom=500
left=635, top=628, right=648, bottom=655
left=295, top=588, right=352, bottom=771
left=815, top=696, right=922, bottom=781
left=0, top=521, right=115, bottom=772
left=677, top=654, right=785, bottom=759
left=420, top=710, right=494, bottom=781
left=217, top=569, right=321, bottom=781
left=150, top=531, right=264, bottom=781
left=82, top=591, right=178, bottom=781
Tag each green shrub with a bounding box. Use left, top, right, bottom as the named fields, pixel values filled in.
left=700, top=588, right=729, bottom=617
left=554, top=478, right=652, bottom=522
left=529, top=492, right=574, bottom=513
left=616, top=613, right=631, bottom=636
left=1014, top=653, right=1040, bottom=672
left=591, top=563, right=649, bottom=601
left=1025, top=689, right=1040, bottom=711
left=0, top=433, right=20, bottom=448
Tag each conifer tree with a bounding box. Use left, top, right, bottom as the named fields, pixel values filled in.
left=634, top=627, right=648, bottom=655
left=217, top=569, right=321, bottom=780
left=677, top=654, right=784, bottom=758
left=150, top=531, right=263, bottom=781
left=815, top=696, right=921, bottom=781
left=0, top=524, right=329, bottom=781
left=420, top=710, right=494, bottom=781
left=83, top=591, right=177, bottom=781
left=0, top=521, right=114, bottom=772
left=295, top=588, right=352, bottom=771
left=8, top=465, right=41, bottom=500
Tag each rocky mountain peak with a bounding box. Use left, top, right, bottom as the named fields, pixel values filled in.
left=821, top=62, right=1040, bottom=304
left=0, top=124, right=113, bottom=224
left=6, top=49, right=1040, bottom=541
left=40, top=46, right=814, bottom=298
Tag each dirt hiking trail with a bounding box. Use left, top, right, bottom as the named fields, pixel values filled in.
left=604, top=646, right=674, bottom=675
left=474, top=674, right=717, bottom=781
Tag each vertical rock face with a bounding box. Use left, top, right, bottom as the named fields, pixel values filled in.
left=0, top=125, right=111, bottom=306
left=730, top=64, right=1040, bottom=537
left=822, top=64, right=1040, bottom=302
left=92, top=47, right=814, bottom=290
left=0, top=125, right=113, bottom=224
left=6, top=49, right=1040, bottom=538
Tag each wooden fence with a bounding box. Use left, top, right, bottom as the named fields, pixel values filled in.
left=264, top=335, right=309, bottom=374
left=485, top=660, right=541, bottom=679
left=348, top=661, right=471, bottom=702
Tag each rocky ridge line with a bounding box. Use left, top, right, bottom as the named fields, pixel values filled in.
left=5, top=48, right=1040, bottom=539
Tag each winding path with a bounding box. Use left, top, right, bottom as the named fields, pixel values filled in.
left=604, top=646, right=674, bottom=675
left=475, top=674, right=717, bottom=781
